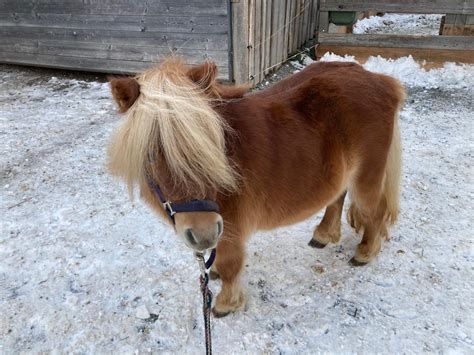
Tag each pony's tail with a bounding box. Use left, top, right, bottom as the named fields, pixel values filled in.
left=384, top=84, right=405, bottom=224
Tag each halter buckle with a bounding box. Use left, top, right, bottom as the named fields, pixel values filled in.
left=163, top=201, right=176, bottom=216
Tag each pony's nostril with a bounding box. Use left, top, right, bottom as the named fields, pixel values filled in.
left=185, top=228, right=197, bottom=246
left=216, top=220, right=223, bottom=237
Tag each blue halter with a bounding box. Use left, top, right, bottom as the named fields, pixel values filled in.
left=146, top=177, right=220, bottom=224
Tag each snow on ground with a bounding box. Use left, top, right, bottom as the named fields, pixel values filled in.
left=353, top=13, right=443, bottom=36
left=1, top=55, right=473, bottom=353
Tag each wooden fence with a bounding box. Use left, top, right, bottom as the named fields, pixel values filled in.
left=232, top=0, right=318, bottom=85
left=0, top=0, right=231, bottom=79
left=317, top=0, right=474, bottom=64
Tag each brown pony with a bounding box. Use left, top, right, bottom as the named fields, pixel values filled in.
left=107, top=58, right=404, bottom=317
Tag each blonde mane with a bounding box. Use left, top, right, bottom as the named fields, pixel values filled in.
left=107, top=59, right=239, bottom=198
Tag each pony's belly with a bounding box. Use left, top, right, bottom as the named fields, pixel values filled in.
left=257, top=201, right=327, bottom=230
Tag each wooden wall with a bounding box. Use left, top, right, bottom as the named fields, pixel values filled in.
left=232, top=0, right=319, bottom=85
left=0, top=0, right=231, bottom=79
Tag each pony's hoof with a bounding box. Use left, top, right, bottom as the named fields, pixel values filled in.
left=349, top=257, right=368, bottom=266
left=212, top=308, right=231, bottom=318
left=308, top=239, right=327, bottom=249
left=209, top=270, right=220, bottom=280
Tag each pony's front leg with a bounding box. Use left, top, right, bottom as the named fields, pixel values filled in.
left=212, top=235, right=246, bottom=317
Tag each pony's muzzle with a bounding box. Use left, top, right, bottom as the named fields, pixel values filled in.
left=175, top=212, right=223, bottom=252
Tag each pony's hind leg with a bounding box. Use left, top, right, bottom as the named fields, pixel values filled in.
left=348, top=164, right=388, bottom=265
left=348, top=202, right=389, bottom=241
left=212, top=233, right=246, bottom=317
left=309, top=191, right=347, bottom=248
left=350, top=195, right=388, bottom=265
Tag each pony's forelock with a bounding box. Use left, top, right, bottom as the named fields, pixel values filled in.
left=107, top=58, right=239, bottom=199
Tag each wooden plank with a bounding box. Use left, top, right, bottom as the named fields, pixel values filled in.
left=447, top=24, right=474, bottom=35
left=231, top=0, right=249, bottom=83
left=0, top=0, right=228, bottom=16
left=283, top=0, right=292, bottom=60
left=318, top=0, right=474, bottom=14
left=294, top=0, right=301, bottom=48
left=248, top=0, right=256, bottom=84
left=277, top=0, right=287, bottom=66
left=259, top=0, right=267, bottom=80
left=318, top=33, right=474, bottom=50
left=309, top=0, right=319, bottom=39
left=0, top=51, right=229, bottom=77
left=288, top=0, right=297, bottom=53
left=442, top=14, right=474, bottom=35
left=299, top=0, right=307, bottom=46
left=302, top=0, right=311, bottom=43
left=0, top=41, right=229, bottom=65
left=264, top=0, right=273, bottom=75
left=270, top=1, right=280, bottom=68
left=316, top=44, right=474, bottom=64
left=318, top=11, right=330, bottom=34
left=306, top=0, right=314, bottom=41
left=292, top=0, right=299, bottom=51
left=0, top=13, right=228, bottom=34
left=0, top=27, right=228, bottom=51
left=253, top=0, right=262, bottom=83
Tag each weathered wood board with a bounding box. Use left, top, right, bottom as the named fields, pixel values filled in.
left=319, top=0, right=474, bottom=14
left=317, top=34, right=474, bottom=64
left=441, top=14, right=474, bottom=35
left=318, top=34, right=474, bottom=50
left=316, top=44, right=474, bottom=65
left=0, top=0, right=230, bottom=78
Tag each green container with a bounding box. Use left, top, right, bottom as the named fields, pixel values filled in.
left=329, top=11, right=358, bottom=26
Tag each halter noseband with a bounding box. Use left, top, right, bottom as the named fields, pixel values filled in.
left=146, top=177, right=220, bottom=224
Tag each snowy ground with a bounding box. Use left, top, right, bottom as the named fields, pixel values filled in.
left=1, top=56, right=473, bottom=353
left=1, top=11, right=474, bottom=351
left=353, top=13, right=443, bottom=36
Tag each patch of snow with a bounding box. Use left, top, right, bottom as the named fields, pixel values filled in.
left=319, top=53, right=474, bottom=89
left=354, top=13, right=443, bottom=35
left=135, top=305, right=151, bottom=320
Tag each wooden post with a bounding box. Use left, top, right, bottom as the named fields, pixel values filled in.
left=231, top=0, right=250, bottom=84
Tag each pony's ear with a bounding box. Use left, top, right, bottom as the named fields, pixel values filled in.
left=108, top=76, right=140, bottom=113
left=187, top=61, right=218, bottom=89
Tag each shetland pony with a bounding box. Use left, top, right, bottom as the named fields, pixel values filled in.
left=107, top=58, right=404, bottom=317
